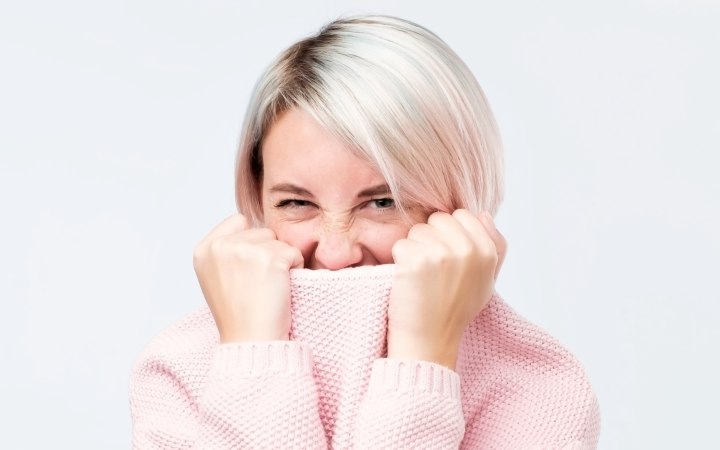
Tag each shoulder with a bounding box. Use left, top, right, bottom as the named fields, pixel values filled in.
left=461, top=295, right=594, bottom=377
left=130, top=307, right=218, bottom=395
left=138, top=307, right=217, bottom=360
left=460, top=295, right=601, bottom=448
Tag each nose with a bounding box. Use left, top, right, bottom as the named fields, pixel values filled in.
left=312, top=228, right=363, bottom=270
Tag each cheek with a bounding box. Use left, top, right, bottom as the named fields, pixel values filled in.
left=262, top=201, right=311, bottom=251
left=360, top=222, right=412, bottom=264
left=269, top=221, right=317, bottom=258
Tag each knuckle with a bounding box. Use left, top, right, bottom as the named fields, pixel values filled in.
left=423, top=244, right=451, bottom=267
left=207, top=237, right=226, bottom=255
left=478, top=239, right=497, bottom=257
left=391, top=238, right=408, bottom=255
left=451, top=208, right=471, bottom=220
left=205, top=236, right=250, bottom=262
left=427, top=211, right=449, bottom=224
left=407, top=223, right=429, bottom=240
left=454, top=243, right=474, bottom=260
left=192, top=242, right=209, bottom=265
left=481, top=247, right=499, bottom=266
left=497, top=233, right=508, bottom=250
left=258, top=228, right=275, bottom=239
left=229, top=213, right=249, bottom=228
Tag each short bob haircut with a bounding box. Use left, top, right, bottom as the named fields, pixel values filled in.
left=235, top=15, right=504, bottom=225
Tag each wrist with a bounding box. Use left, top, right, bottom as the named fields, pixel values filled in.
left=386, top=331, right=460, bottom=370
left=217, top=320, right=290, bottom=343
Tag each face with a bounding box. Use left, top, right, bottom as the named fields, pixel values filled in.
left=261, top=108, right=426, bottom=270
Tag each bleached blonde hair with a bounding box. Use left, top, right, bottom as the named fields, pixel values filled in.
left=235, top=15, right=504, bottom=224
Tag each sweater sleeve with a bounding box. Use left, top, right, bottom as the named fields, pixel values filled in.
left=130, top=341, right=328, bottom=450
left=353, top=359, right=465, bottom=449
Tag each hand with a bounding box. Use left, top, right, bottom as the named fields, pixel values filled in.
left=192, top=214, right=304, bottom=342
left=387, top=210, right=507, bottom=370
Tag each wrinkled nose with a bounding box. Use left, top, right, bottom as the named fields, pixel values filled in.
left=312, top=228, right=363, bottom=270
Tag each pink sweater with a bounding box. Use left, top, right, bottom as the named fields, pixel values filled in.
left=130, top=265, right=600, bottom=449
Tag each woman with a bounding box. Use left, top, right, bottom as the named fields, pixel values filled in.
left=130, top=15, right=600, bottom=449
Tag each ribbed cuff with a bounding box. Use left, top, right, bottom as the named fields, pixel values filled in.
left=210, top=341, right=313, bottom=378
left=368, top=358, right=461, bottom=400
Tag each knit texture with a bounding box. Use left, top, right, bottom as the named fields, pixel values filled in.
left=130, top=264, right=600, bottom=449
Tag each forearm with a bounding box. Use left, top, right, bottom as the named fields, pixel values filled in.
left=353, top=358, right=465, bottom=449
left=131, top=341, right=328, bottom=450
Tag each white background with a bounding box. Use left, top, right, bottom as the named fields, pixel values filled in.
left=2, top=0, right=718, bottom=448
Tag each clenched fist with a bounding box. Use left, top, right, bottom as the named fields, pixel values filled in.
left=388, top=210, right=506, bottom=370
left=192, top=214, right=304, bottom=342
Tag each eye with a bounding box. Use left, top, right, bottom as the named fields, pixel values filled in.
left=274, top=199, right=314, bottom=209
left=370, top=198, right=395, bottom=209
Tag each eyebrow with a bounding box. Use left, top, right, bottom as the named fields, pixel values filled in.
left=269, top=183, right=314, bottom=197
left=357, top=184, right=391, bottom=197
left=268, top=183, right=391, bottom=198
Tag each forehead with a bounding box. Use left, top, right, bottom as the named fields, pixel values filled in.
left=261, top=108, right=385, bottom=191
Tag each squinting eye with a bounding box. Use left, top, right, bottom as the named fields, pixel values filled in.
left=371, top=198, right=395, bottom=209
left=275, top=199, right=313, bottom=208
